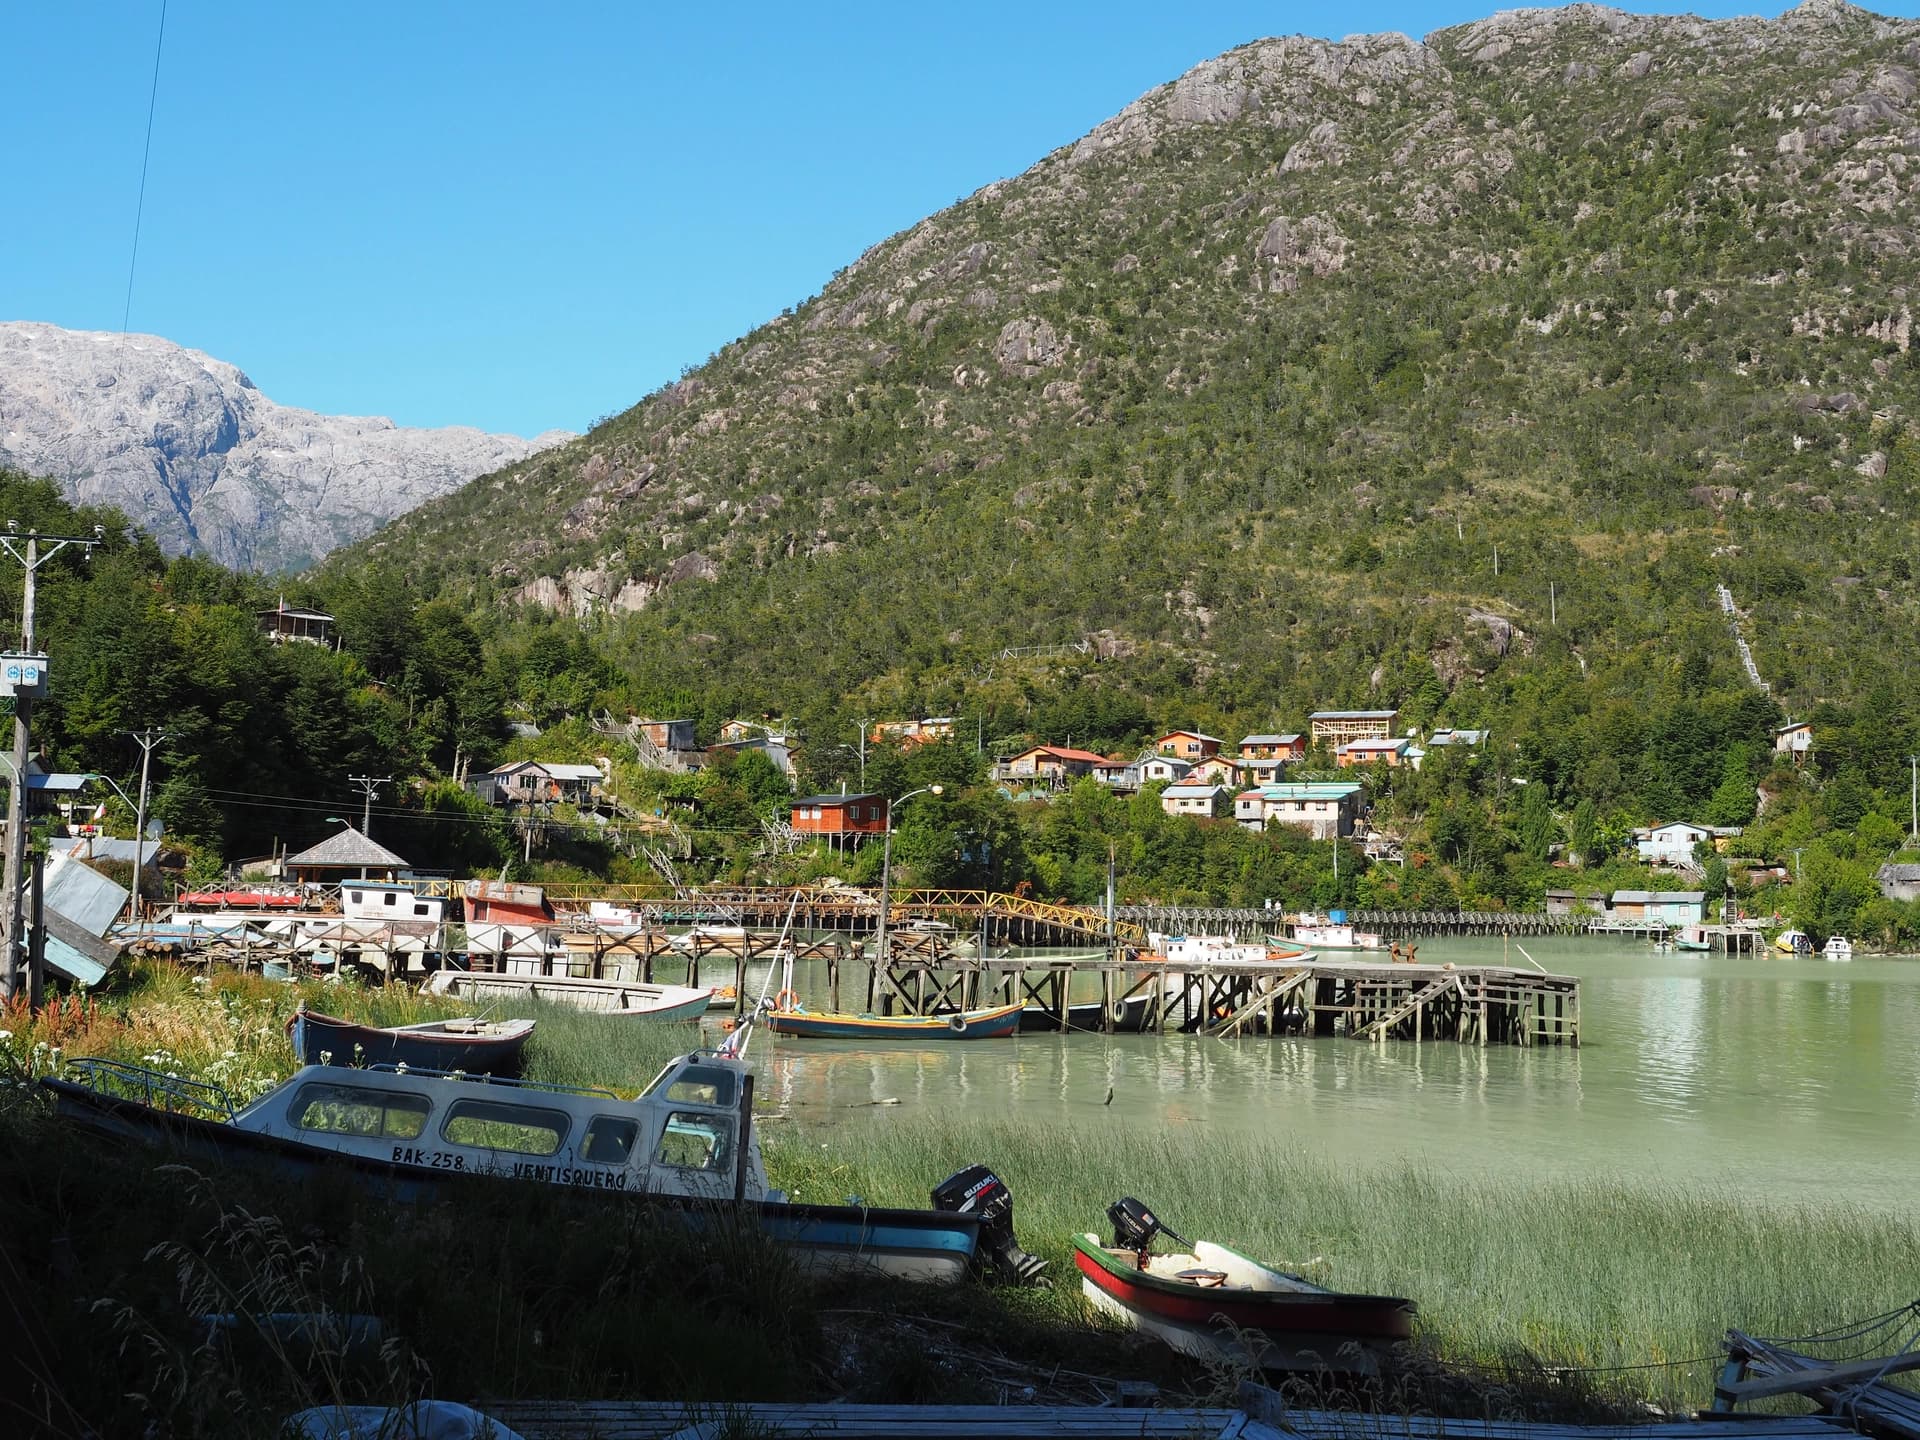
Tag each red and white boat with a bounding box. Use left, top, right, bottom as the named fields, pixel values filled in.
left=1073, top=1199, right=1415, bottom=1371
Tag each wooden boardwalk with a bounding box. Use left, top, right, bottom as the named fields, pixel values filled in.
left=481, top=1397, right=1852, bottom=1440
left=837, top=951, right=1579, bottom=1046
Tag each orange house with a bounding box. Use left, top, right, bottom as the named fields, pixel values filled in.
left=1154, top=730, right=1222, bottom=760
left=792, top=793, right=890, bottom=845
left=1239, top=733, right=1306, bottom=762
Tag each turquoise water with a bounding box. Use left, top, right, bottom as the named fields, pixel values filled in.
left=712, top=939, right=1920, bottom=1209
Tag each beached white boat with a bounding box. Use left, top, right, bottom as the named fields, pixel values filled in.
left=41, top=1046, right=995, bottom=1283
left=424, top=969, right=711, bottom=1023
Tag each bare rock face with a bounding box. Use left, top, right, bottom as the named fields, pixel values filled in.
left=0, top=322, right=571, bottom=571
left=995, top=318, right=1067, bottom=376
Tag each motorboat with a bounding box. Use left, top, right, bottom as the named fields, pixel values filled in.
left=1284, top=913, right=1386, bottom=951
left=1773, top=928, right=1814, bottom=955
left=1018, top=992, right=1155, bottom=1034
left=423, top=969, right=710, bottom=1023
left=1822, top=935, right=1854, bottom=962
left=287, top=1006, right=535, bottom=1075
left=1154, top=933, right=1312, bottom=968
left=1074, top=1197, right=1416, bottom=1372
left=40, top=1046, right=1011, bottom=1285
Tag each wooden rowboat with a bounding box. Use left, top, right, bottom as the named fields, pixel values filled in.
left=765, top=1001, right=1023, bottom=1040
left=423, top=970, right=711, bottom=1023
left=1074, top=1200, right=1414, bottom=1371
left=287, top=1007, right=534, bottom=1075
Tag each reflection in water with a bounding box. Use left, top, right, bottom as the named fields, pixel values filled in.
left=720, top=939, right=1920, bottom=1208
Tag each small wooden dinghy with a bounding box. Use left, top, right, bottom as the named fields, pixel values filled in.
left=765, top=1000, right=1023, bottom=1040
left=288, top=1007, right=535, bottom=1075
left=1074, top=1198, right=1415, bottom=1371
left=423, top=970, right=711, bottom=1023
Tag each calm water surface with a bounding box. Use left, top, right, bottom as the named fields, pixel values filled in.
left=724, top=939, right=1920, bottom=1209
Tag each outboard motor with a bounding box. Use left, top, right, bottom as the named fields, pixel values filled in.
left=1107, top=1196, right=1189, bottom=1263
left=931, top=1165, right=1049, bottom=1286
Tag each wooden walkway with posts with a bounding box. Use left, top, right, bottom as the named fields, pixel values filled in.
left=831, top=949, right=1579, bottom=1046
left=1118, top=905, right=1673, bottom=941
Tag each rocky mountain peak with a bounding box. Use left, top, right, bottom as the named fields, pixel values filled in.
left=0, top=322, right=572, bottom=571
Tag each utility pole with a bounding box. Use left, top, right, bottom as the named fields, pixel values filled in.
left=347, top=774, right=392, bottom=880
left=127, top=728, right=168, bottom=928
left=1909, top=756, right=1918, bottom=845
left=1549, top=581, right=1558, bottom=628
left=0, top=524, right=103, bottom=1003
left=857, top=720, right=869, bottom=790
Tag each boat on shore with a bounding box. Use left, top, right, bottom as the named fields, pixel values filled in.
left=765, top=1001, right=1024, bottom=1040
left=423, top=970, right=710, bottom=1023
left=287, top=1006, right=535, bottom=1075
left=1675, top=925, right=1713, bottom=952
left=1774, top=929, right=1814, bottom=955
left=1074, top=1198, right=1416, bottom=1371
left=39, top=1048, right=990, bottom=1284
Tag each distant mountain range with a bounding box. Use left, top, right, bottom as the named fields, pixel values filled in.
left=0, top=322, right=570, bottom=571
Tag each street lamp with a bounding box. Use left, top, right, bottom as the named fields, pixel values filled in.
left=875, top=785, right=943, bottom=968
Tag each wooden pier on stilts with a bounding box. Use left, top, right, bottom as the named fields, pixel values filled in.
left=837, top=949, right=1579, bottom=1046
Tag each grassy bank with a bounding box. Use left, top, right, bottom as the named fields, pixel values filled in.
left=4, top=965, right=1917, bottom=1434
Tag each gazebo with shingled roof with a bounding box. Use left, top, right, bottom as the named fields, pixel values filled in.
left=282, top=825, right=411, bottom=885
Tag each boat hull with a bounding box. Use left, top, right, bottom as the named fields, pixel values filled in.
left=289, top=1011, right=534, bottom=1075
left=39, top=1078, right=979, bottom=1284
left=766, top=1002, right=1023, bottom=1040
left=1018, top=994, right=1153, bottom=1034
left=424, top=970, right=710, bottom=1023
left=1072, top=1236, right=1413, bottom=1370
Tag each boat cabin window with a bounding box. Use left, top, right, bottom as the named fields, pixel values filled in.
left=292, top=1083, right=430, bottom=1140
left=641, top=1062, right=736, bottom=1108
left=384, top=892, right=398, bottom=906
left=348, top=892, right=363, bottom=904
left=580, top=1116, right=638, bottom=1164
left=414, top=903, right=431, bottom=917
left=440, top=1099, right=569, bottom=1157
left=654, top=1112, right=732, bottom=1172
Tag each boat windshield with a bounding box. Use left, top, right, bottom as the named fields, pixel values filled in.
left=640, top=1061, right=737, bottom=1108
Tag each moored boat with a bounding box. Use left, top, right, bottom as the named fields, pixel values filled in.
left=1283, top=913, right=1387, bottom=952
left=1018, top=992, right=1154, bottom=1034
left=766, top=1001, right=1024, bottom=1040
left=287, top=1005, right=535, bottom=1075
left=39, top=1046, right=999, bottom=1285
left=423, top=969, right=710, bottom=1023
left=1675, top=925, right=1712, bottom=952
left=1822, top=935, right=1854, bottom=962
left=1074, top=1198, right=1416, bottom=1371
left=1774, top=928, right=1814, bottom=955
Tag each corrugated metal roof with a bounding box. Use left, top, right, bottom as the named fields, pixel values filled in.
left=1257, top=783, right=1362, bottom=799
left=44, top=852, right=130, bottom=937
left=52, top=837, right=160, bottom=866
left=1611, top=890, right=1706, bottom=903
left=1310, top=710, right=1397, bottom=719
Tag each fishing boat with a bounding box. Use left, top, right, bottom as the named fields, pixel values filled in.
left=1283, top=912, right=1387, bottom=952
left=765, top=1000, right=1024, bottom=1040
left=1773, top=928, right=1814, bottom=955
left=1155, top=933, right=1312, bottom=968
left=1074, top=1198, right=1416, bottom=1371
left=1822, top=935, right=1854, bottom=962
left=423, top=969, right=710, bottom=1023
left=1675, top=925, right=1713, bottom=952
left=287, top=1006, right=535, bottom=1075
left=39, top=1046, right=1002, bottom=1285
left=669, top=923, right=748, bottom=953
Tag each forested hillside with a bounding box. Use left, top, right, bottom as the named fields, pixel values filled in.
left=16, top=4, right=1920, bottom=942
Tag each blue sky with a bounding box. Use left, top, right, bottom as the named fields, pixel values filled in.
left=6, top=2, right=1915, bottom=437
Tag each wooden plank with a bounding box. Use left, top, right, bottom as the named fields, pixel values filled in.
left=1721, top=1336, right=1920, bottom=1404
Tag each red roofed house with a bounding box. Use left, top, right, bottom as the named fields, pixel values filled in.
left=791, top=793, right=890, bottom=851
left=1001, top=745, right=1109, bottom=785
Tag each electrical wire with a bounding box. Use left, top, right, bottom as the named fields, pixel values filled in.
left=121, top=0, right=169, bottom=334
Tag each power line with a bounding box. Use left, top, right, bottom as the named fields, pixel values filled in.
left=121, top=0, right=170, bottom=335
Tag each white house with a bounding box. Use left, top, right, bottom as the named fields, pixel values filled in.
left=1636, top=822, right=1711, bottom=868
left=1139, top=755, right=1195, bottom=784
left=1159, top=782, right=1234, bottom=819
left=1235, top=783, right=1364, bottom=839
left=1774, top=721, right=1813, bottom=763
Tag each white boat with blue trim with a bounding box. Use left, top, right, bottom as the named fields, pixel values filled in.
left=40, top=1039, right=995, bottom=1284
